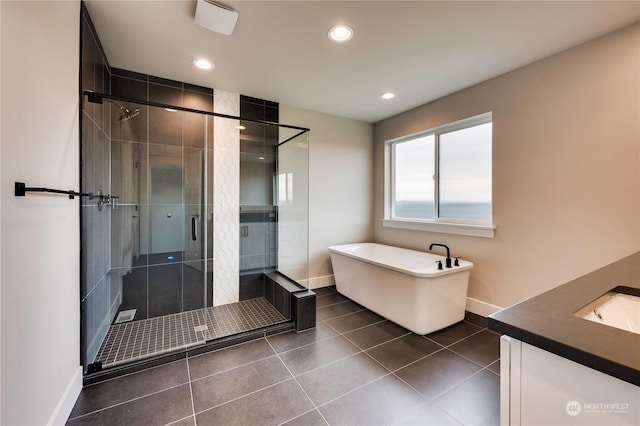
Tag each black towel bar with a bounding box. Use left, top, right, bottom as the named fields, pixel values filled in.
left=14, top=181, right=93, bottom=199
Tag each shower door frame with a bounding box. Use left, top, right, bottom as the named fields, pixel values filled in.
left=85, top=92, right=309, bottom=133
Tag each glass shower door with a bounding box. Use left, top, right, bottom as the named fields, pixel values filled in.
left=112, top=105, right=210, bottom=322
left=183, top=139, right=208, bottom=311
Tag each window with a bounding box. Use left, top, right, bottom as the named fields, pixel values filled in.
left=384, top=112, right=493, bottom=238
left=277, top=172, right=293, bottom=204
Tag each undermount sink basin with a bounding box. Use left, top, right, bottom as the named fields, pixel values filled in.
left=574, top=288, right=640, bottom=335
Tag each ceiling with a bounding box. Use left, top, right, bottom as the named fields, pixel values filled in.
left=84, top=1, right=639, bottom=123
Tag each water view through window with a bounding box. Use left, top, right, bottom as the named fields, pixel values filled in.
left=393, top=134, right=434, bottom=219
left=439, top=122, right=492, bottom=221
left=394, top=200, right=492, bottom=220
left=391, top=115, right=492, bottom=223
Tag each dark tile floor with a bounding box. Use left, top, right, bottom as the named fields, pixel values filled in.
left=68, top=286, right=500, bottom=426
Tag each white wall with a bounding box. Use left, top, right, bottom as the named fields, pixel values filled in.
left=280, top=106, right=373, bottom=288
left=1, top=2, right=82, bottom=424
left=374, top=24, right=640, bottom=313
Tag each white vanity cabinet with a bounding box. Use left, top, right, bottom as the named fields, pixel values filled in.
left=500, top=336, right=640, bottom=426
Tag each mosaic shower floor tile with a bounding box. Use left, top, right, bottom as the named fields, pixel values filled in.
left=95, top=297, right=286, bottom=367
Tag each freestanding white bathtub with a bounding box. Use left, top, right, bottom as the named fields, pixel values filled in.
left=328, top=243, right=473, bottom=334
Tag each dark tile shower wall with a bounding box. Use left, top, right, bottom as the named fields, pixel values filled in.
left=80, top=4, right=116, bottom=368
left=110, top=68, right=215, bottom=321
left=239, top=96, right=279, bottom=299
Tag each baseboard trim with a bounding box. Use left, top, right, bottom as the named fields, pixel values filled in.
left=48, top=365, right=82, bottom=425
left=466, top=297, right=503, bottom=317
left=306, top=274, right=335, bottom=289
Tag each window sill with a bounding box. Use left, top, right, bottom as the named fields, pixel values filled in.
left=382, top=219, right=495, bottom=238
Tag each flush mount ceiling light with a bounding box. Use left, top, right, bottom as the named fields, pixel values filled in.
left=328, top=25, right=353, bottom=43
left=195, top=0, right=239, bottom=36
left=192, top=58, right=213, bottom=70
left=381, top=92, right=396, bottom=100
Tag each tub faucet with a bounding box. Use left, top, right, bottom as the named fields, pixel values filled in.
left=429, top=243, right=452, bottom=268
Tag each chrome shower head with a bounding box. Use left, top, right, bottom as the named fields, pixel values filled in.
left=119, top=107, right=140, bottom=121
left=102, top=99, right=141, bottom=122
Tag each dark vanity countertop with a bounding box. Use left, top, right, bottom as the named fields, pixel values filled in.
left=488, top=252, right=640, bottom=386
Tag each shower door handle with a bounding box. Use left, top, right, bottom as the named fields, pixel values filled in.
left=191, top=216, right=198, bottom=241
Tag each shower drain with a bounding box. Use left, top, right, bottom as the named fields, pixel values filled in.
left=114, top=309, right=137, bottom=324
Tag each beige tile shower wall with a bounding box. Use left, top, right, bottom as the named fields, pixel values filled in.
left=373, top=24, right=640, bottom=312
left=280, top=107, right=374, bottom=289
left=213, top=90, right=240, bottom=305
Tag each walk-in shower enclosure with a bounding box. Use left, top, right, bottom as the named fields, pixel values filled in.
left=80, top=88, right=309, bottom=373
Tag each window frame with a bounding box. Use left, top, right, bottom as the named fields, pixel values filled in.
left=383, top=112, right=495, bottom=238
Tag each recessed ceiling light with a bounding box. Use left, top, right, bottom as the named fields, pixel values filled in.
left=236, top=125, right=246, bottom=130
left=328, top=25, right=353, bottom=43
left=192, top=58, right=213, bottom=70
left=381, top=92, right=396, bottom=100
left=258, top=157, right=265, bottom=160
